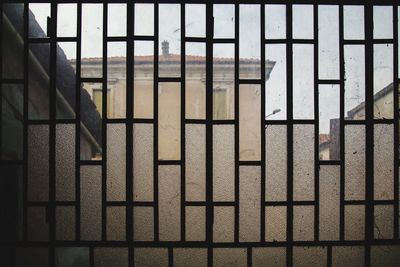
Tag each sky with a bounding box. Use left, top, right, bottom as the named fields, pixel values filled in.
left=29, top=3, right=397, bottom=133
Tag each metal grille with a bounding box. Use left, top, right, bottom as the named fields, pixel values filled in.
left=1, top=1, right=400, bottom=266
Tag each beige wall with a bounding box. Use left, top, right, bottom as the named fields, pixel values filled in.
left=80, top=59, right=272, bottom=161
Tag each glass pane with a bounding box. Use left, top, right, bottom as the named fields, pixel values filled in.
left=373, top=44, right=393, bottom=119
left=159, top=165, right=181, bottom=241
left=265, top=5, right=286, bottom=39
left=213, top=4, right=235, bottom=39
left=293, top=125, right=314, bottom=201
left=344, top=6, right=364, bottom=40
left=94, top=248, right=128, bottom=267
left=185, top=206, right=205, bottom=241
left=106, top=207, right=125, bottom=241
left=319, top=166, right=340, bottom=240
left=3, top=4, right=24, bottom=79
left=213, top=207, right=234, bottom=242
left=266, top=125, right=287, bottom=201
left=134, top=41, right=154, bottom=119
left=374, top=205, right=393, bottom=239
left=57, top=42, right=76, bottom=120
left=318, top=6, right=339, bottom=80
left=253, top=247, right=286, bottom=267
left=174, top=248, right=207, bottom=267
left=239, top=166, right=261, bottom=242
left=80, top=82, right=102, bottom=160
left=374, top=124, right=394, bottom=200
left=80, top=166, right=102, bottom=240
left=345, top=205, right=364, bottom=240
left=27, top=207, right=48, bottom=241
left=213, top=44, right=235, bottom=120
left=213, top=125, right=234, bottom=201
left=293, top=44, right=314, bottom=119
left=28, top=43, right=50, bottom=120
left=158, top=82, right=181, bottom=160
left=29, top=4, right=50, bottom=37
left=159, top=4, right=180, bottom=77
left=134, top=248, right=168, bottom=267
left=213, top=248, right=247, bottom=267
left=239, top=84, right=261, bottom=161
left=56, top=207, right=75, bottom=241
left=344, top=125, right=365, bottom=200
left=28, top=125, right=49, bottom=201
left=185, top=124, right=206, bottom=202
left=371, top=246, right=400, bottom=266
left=186, top=42, right=206, bottom=119
left=345, top=45, right=365, bottom=120
left=133, top=123, right=153, bottom=201
left=293, top=5, right=313, bottom=39
left=133, top=207, right=154, bottom=241
left=319, top=85, right=340, bottom=160
left=185, top=4, right=205, bottom=37
left=81, top=4, right=103, bottom=78
left=107, top=4, right=126, bottom=37
left=373, top=6, right=393, bottom=39
left=134, top=4, right=154, bottom=36
left=55, top=247, right=89, bottom=267
left=57, top=4, right=77, bottom=37
left=293, top=206, right=314, bottom=241
left=107, top=124, right=126, bottom=201
left=1, top=84, right=23, bottom=160
left=239, top=5, right=260, bottom=79
left=266, top=44, right=286, bottom=120
left=265, top=207, right=286, bottom=242
left=293, top=247, right=326, bottom=267
left=332, top=246, right=364, bottom=267
left=107, top=42, right=126, bottom=119
left=55, top=124, right=75, bottom=201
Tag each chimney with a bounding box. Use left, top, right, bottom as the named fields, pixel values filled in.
left=161, top=40, right=169, bottom=56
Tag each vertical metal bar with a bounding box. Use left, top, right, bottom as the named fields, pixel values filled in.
left=126, top=0, right=134, bottom=263
left=338, top=3, right=345, bottom=242
left=102, top=2, right=108, bottom=241
left=247, top=247, right=252, bottom=267
left=154, top=2, right=159, bottom=242
left=364, top=2, right=374, bottom=266
left=90, top=246, right=94, bottom=267
left=234, top=2, right=239, bottom=244
left=49, top=2, right=58, bottom=265
left=205, top=2, right=213, bottom=265
left=168, top=247, right=173, bottom=267
left=327, top=245, right=332, bottom=267
left=0, top=2, right=3, bottom=161
left=260, top=2, right=266, bottom=244
left=393, top=4, right=399, bottom=240
left=313, top=3, right=319, bottom=242
left=286, top=3, right=294, bottom=266
left=22, top=2, right=29, bottom=243
left=180, top=2, right=186, bottom=243
left=75, top=1, right=82, bottom=242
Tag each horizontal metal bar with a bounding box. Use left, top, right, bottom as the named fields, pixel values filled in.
left=79, top=78, right=103, bottom=83
left=238, top=79, right=261, bottom=84
left=157, top=77, right=182, bottom=83
left=318, top=79, right=341, bottom=84
left=319, top=160, right=341, bottom=165
left=185, top=37, right=206, bottom=42
left=133, top=35, right=156, bottom=41
left=157, top=160, right=182, bottom=165
left=213, top=38, right=235, bottom=43
left=238, top=161, right=262, bottom=166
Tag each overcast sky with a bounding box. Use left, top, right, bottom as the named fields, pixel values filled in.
left=29, top=3, right=396, bottom=133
